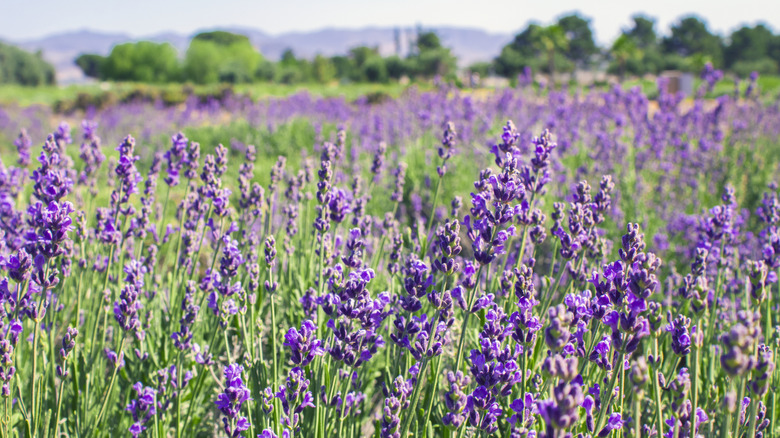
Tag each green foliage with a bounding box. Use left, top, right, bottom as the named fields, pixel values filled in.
left=493, top=22, right=579, bottom=78
left=467, top=62, right=492, bottom=77
left=192, top=30, right=251, bottom=46
left=184, top=37, right=263, bottom=84
left=58, top=17, right=780, bottom=87
left=331, top=55, right=354, bottom=80
left=101, top=41, right=180, bottom=82
left=410, top=47, right=456, bottom=78
left=661, top=15, right=724, bottom=67
left=384, top=55, right=409, bottom=80
left=416, top=31, right=443, bottom=52
left=255, top=59, right=276, bottom=82
left=311, top=54, right=336, bottom=83
left=75, top=54, right=105, bottom=79
left=627, top=15, right=658, bottom=49
left=0, top=42, right=56, bottom=86
left=611, top=16, right=664, bottom=76
left=272, top=49, right=316, bottom=84
left=724, top=25, right=780, bottom=74
left=732, top=58, right=779, bottom=77
left=493, top=44, right=535, bottom=78
left=406, top=31, right=457, bottom=78
left=557, top=13, right=598, bottom=66
left=362, top=56, right=388, bottom=83
left=609, top=34, right=643, bottom=80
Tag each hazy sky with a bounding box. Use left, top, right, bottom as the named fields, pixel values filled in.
left=2, top=0, right=778, bottom=43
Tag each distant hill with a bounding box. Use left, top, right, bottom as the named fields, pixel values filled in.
left=13, top=26, right=513, bottom=83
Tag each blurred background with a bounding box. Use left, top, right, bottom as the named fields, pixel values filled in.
left=1, top=0, right=779, bottom=106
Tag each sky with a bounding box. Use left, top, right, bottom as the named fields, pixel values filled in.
left=1, top=0, right=779, bottom=43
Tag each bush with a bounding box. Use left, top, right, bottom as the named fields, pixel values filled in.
left=731, top=58, right=779, bottom=77
left=0, top=42, right=56, bottom=86
left=101, top=42, right=180, bottom=83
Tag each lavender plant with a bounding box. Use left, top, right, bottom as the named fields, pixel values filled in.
left=0, top=68, right=778, bottom=438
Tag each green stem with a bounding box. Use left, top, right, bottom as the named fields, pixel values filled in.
left=747, top=392, right=760, bottom=438
left=89, top=245, right=114, bottom=360
left=595, top=352, right=625, bottom=433
left=53, top=379, right=65, bottom=438
left=175, top=351, right=183, bottom=438
left=690, top=334, right=699, bottom=438
left=420, top=172, right=443, bottom=258
left=420, top=355, right=444, bottom=437
left=652, top=338, right=665, bottom=438
left=270, top=271, right=278, bottom=388
left=93, top=336, right=126, bottom=432
left=183, top=318, right=222, bottom=431
left=29, top=311, right=41, bottom=436
left=224, top=329, right=233, bottom=364
left=735, top=376, right=747, bottom=437
left=420, top=276, right=449, bottom=436
left=400, top=308, right=444, bottom=437
left=454, top=261, right=488, bottom=371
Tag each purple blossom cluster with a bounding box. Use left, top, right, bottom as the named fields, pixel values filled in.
left=0, top=69, right=777, bottom=438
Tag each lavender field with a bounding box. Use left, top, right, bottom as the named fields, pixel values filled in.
left=0, top=69, right=779, bottom=438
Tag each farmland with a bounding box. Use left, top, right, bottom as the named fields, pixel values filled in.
left=0, top=70, right=779, bottom=438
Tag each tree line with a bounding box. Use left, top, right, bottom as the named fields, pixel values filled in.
left=75, top=30, right=456, bottom=85
left=487, top=14, right=780, bottom=81
left=80, top=14, right=780, bottom=86
left=6, top=12, right=780, bottom=87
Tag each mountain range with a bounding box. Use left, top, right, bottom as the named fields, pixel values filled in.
left=11, top=26, right=513, bottom=83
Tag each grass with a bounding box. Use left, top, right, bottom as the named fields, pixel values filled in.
left=0, top=81, right=429, bottom=107
left=3, top=73, right=779, bottom=109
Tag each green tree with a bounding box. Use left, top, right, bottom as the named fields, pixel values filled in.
left=255, top=59, right=276, bottom=81
left=662, top=16, right=724, bottom=67
left=724, top=25, right=776, bottom=69
left=493, top=23, right=575, bottom=78
left=330, top=55, right=355, bottom=80
left=311, top=54, right=336, bottom=83
left=539, top=25, right=569, bottom=79
left=183, top=33, right=263, bottom=84
left=101, top=41, right=180, bottom=82
left=467, top=62, right=492, bottom=77
left=557, top=13, right=598, bottom=66
left=183, top=39, right=221, bottom=83
left=275, top=49, right=308, bottom=84
left=192, top=31, right=251, bottom=46
left=384, top=55, right=409, bottom=80
left=0, top=42, right=56, bottom=86
left=416, top=32, right=442, bottom=52
left=75, top=54, right=105, bottom=79
left=363, top=56, right=388, bottom=83
left=614, top=15, right=664, bottom=75
left=610, top=34, right=642, bottom=81
left=626, top=15, right=658, bottom=49
left=407, top=31, right=456, bottom=78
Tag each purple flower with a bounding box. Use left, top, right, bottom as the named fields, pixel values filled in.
left=126, top=382, right=156, bottom=438
left=276, top=367, right=314, bottom=435
left=380, top=376, right=413, bottom=437
left=56, top=327, right=78, bottom=377
left=283, top=320, right=325, bottom=367
left=112, top=136, right=142, bottom=217
left=14, top=129, right=32, bottom=167
left=442, top=371, right=471, bottom=427
left=5, top=249, right=32, bottom=283
left=665, top=314, right=691, bottom=356
left=114, top=282, right=143, bottom=338
left=215, top=363, right=251, bottom=437
left=597, top=413, right=624, bottom=437
left=164, top=132, right=188, bottom=187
